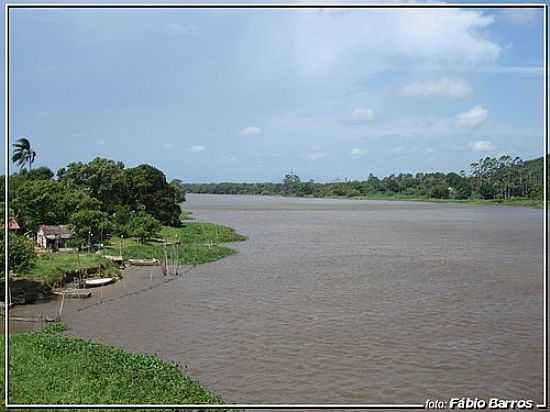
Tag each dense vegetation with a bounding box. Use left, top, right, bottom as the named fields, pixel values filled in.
left=0, top=232, right=35, bottom=273
left=1, top=323, right=225, bottom=409
left=1, top=153, right=189, bottom=272
left=4, top=158, right=184, bottom=241
left=185, top=155, right=547, bottom=205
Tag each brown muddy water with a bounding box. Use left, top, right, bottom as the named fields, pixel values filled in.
left=11, top=194, right=544, bottom=405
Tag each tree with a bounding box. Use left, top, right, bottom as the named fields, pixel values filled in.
left=12, top=137, right=36, bottom=171
left=282, top=172, right=301, bottom=196
left=128, top=211, right=161, bottom=243
left=125, top=164, right=181, bottom=226
left=21, top=166, right=54, bottom=181
left=0, top=232, right=35, bottom=274
left=69, top=209, right=113, bottom=247
left=430, top=184, right=449, bottom=199
left=170, top=179, right=186, bottom=203
left=59, top=158, right=127, bottom=212
left=12, top=180, right=101, bottom=232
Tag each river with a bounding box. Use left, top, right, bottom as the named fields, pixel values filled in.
left=14, top=194, right=545, bottom=405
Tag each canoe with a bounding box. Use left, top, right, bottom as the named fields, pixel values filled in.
left=85, top=278, right=114, bottom=287
left=127, top=258, right=160, bottom=266
left=52, top=288, right=92, bottom=298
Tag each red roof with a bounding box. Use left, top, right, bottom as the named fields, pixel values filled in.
left=1, top=217, right=20, bottom=231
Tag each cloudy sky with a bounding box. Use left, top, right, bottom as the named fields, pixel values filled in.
left=6, top=5, right=545, bottom=182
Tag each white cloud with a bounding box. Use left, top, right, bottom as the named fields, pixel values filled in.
left=98, top=139, right=106, bottom=146
left=262, top=9, right=500, bottom=77
left=162, top=143, right=176, bottom=150
left=456, top=105, right=489, bottom=128
left=240, top=126, right=262, bottom=136
left=351, top=108, right=374, bottom=122
left=401, top=78, right=472, bottom=98
left=351, top=148, right=369, bottom=157
left=306, top=153, right=326, bottom=160
left=188, top=145, right=205, bottom=153
left=164, top=23, right=197, bottom=35
left=468, top=140, right=495, bottom=152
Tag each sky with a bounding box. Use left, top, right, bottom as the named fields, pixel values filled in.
left=3, top=2, right=547, bottom=183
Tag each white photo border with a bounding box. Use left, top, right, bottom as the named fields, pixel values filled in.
left=3, top=2, right=548, bottom=409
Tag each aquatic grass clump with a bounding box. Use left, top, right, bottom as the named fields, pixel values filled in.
left=104, top=222, right=246, bottom=265
left=1, top=323, right=226, bottom=409
left=160, top=222, right=247, bottom=244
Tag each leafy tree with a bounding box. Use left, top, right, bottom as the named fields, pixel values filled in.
left=170, top=179, right=187, bottom=203
left=19, top=167, right=54, bottom=181
left=69, top=209, right=113, bottom=246
left=128, top=211, right=161, bottom=243
left=282, top=172, right=301, bottom=195
left=59, top=158, right=127, bottom=212
left=12, top=137, right=36, bottom=171
left=430, top=184, right=449, bottom=199
left=0, top=232, right=35, bottom=274
left=111, top=205, right=133, bottom=237
left=125, top=164, right=181, bottom=226
left=479, top=181, right=497, bottom=200
left=11, top=180, right=100, bottom=232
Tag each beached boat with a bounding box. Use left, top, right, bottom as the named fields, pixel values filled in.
left=85, top=277, right=114, bottom=287
left=104, top=255, right=124, bottom=264
left=52, top=288, right=92, bottom=298
left=127, top=258, right=160, bottom=266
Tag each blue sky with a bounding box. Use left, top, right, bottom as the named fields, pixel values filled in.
left=3, top=3, right=546, bottom=182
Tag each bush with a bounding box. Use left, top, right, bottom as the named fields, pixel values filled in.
left=430, top=185, right=450, bottom=199
left=128, top=212, right=161, bottom=243
left=69, top=209, right=113, bottom=246
left=0, top=232, right=35, bottom=274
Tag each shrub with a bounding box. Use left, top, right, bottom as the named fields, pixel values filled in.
left=0, top=232, right=35, bottom=274
left=128, top=212, right=161, bottom=243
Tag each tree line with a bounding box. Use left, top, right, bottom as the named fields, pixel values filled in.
left=184, top=155, right=546, bottom=201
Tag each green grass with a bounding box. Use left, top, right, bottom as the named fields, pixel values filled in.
left=1, top=323, right=226, bottom=410
left=104, top=222, right=247, bottom=265
left=160, top=223, right=247, bottom=244
left=180, top=209, right=194, bottom=221
left=352, top=194, right=544, bottom=209
left=19, top=253, right=120, bottom=286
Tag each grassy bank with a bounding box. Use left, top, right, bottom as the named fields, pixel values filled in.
left=104, top=221, right=246, bottom=265
left=18, top=253, right=120, bottom=286
left=15, top=212, right=245, bottom=285
left=353, top=194, right=544, bottom=209
left=1, top=323, right=225, bottom=409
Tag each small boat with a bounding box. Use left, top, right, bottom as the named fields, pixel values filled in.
left=52, top=288, right=92, bottom=298
left=104, top=255, right=124, bottom=264
left=127, top=258, right=160, bottom=266
left=85, top=277, right=114, bottom=287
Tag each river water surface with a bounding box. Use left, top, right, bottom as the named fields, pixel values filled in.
left=26, top=194, right=544, bottom=405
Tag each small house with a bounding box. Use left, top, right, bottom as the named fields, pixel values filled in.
left=1, top=217, right=20, bottom=232
left=36, top=225, right=72, bottom=250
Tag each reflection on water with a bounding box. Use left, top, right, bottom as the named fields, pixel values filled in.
left=15, top=195, right=544, bottom=404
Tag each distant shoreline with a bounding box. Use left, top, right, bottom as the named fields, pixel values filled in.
left=186, top=192, right=544, bottom=209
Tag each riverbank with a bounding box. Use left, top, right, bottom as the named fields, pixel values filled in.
left=350, top=194, right=544, bottom=209
left=187, top=191, right=544, bottom=209
left=7, top=215, right=246, bottom=304
left=1, top=323, right=226, bottom=408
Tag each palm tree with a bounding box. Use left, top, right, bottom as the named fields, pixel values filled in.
left=12, top=137, right=36, bottom=171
